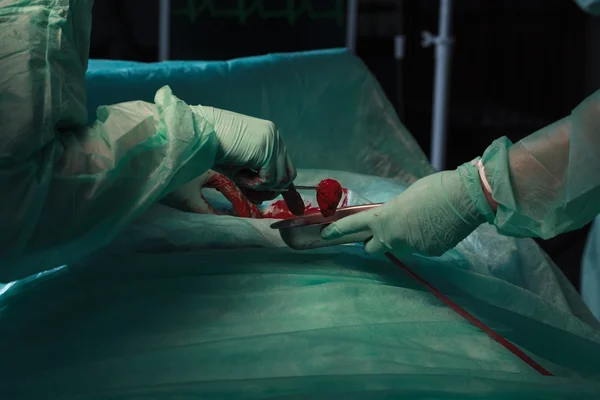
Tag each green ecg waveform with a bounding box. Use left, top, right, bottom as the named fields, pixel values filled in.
left=172, top=0, right=345, bottom=25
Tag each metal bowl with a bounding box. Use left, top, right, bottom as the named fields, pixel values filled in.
left=270, top=203, right=382, bottom=250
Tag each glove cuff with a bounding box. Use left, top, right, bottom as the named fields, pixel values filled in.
left=457, top=159, right=496, bottom=225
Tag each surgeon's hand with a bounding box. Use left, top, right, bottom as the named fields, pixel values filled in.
left=199, top=107, right=296, bottom=193
left=321, top=169, right=489, bottom=257
left=162, top=170, right=262, bottom=218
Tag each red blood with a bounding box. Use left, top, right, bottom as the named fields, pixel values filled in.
left=206, top=173, right=262, bottom=218
left=341, top=188, right=349, bottom=208
left=316, top=179, right=343, bottom=217
left=304, top=205, right=321, bottom=214
left=261, top=181, right=347, bottom=220
left=261, top=199, right=296, bottom=219
left=261, top=200, right=322, bottom=219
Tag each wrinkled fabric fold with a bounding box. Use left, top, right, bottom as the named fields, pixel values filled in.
left=477, top=90, right=600, bottom=239
left=0, top=1, right=220, bottom=281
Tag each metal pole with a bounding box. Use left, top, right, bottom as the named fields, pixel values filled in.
left=394, top=34, right=405, bottom=119
left=423, top=0, right=453, bottom=171
left=346, top=0, right=359, bottom=52
left=159, top=0, right=171, bottom=61
left=394, top=0, right=406, bottom=120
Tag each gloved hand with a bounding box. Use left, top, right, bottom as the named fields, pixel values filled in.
left=321, top=164, right=495, bottom=257
left=162, top=170, right=262, bottom=218
left=198, top=107, right=296, bottom=193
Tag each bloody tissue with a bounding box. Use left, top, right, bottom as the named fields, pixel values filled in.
left=261, top=179, right=347, bottom=219
left=316, top=179, right=343, bottom=217
left=261, top=200, right=320, bottom=219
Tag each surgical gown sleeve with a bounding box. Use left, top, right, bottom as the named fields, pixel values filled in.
left=475, top=89, right=600, bottom=239
left=0, top=1, right=218, bottom=281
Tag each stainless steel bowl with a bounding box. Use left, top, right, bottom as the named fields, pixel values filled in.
left=270, top=203, right=382, bottom=250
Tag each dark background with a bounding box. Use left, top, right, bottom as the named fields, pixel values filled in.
left=89, top=0, right=600, bottom=290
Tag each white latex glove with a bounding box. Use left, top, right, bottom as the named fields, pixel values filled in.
left=322, top=166, right=493, bottom=257
left=197, top=107, right=297, bottom=192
